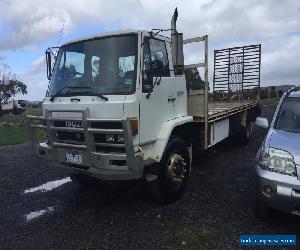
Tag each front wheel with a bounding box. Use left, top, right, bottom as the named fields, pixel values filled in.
left=148, top=136, right=191, bottom=204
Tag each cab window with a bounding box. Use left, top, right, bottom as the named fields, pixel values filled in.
left=143, top=38, right=170, bottom=77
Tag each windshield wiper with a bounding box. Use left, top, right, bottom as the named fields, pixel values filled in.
left=50, top=86, right=109, bottom=102
left=50, top=86, right=89, bottom=102
left=50, top=86, right=67, bottom=102
left=74, top=91, right=109, bottom=101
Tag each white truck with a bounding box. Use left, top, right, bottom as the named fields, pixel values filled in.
left=27, top=9, right=261, bottom=203
left=3, top=99, right=26, bottom=114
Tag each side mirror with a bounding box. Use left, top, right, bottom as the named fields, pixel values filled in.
left=45, top=50, right=52, bottom=80
left=255, top=117, right=269, bottom=129
left=142, top=70, right=154, bottom=93
left=150, top=60, right=165, bottom=77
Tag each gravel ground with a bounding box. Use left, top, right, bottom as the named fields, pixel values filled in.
left=0, top=100, right=299, bottom=249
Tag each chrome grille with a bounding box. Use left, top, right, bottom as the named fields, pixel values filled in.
left=27, top=109, right=132, bottom=163
left=51, top=118, right=124, bottom=153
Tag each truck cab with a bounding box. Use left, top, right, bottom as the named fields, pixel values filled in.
left=27, top=10, right=261, bottom=204
left=28, top=27, right=194, bottom=203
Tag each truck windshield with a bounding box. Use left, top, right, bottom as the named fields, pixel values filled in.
left=275, top=97, right=300, bottom=133
left=49, top=34, right=138, bottom=97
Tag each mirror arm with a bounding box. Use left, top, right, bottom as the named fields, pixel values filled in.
left=146, top=75, right=161, bottom=99
left=155, top=76, right=161, bottom=85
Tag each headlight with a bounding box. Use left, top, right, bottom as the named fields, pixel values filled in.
left=117, top=135, right=125, bottom=143
left=105, top=134, right=115, bottom=143
left=258, top=147, right=296, bottom=176
left=105, top=134, right=125, bottom=144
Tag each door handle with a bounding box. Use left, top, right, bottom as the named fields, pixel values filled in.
left=71, top=98, right=80, bottom=102
left=168, top=97, right=176, bottom=102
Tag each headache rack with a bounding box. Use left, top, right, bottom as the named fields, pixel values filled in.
left=213, top=44, right=261, bottom=101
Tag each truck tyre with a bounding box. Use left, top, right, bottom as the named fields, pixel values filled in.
left=238, top=122, right=252, bottom=145
left=149, top=136, right=190, bottom=204
left=70, top=174, right=99, bottom=188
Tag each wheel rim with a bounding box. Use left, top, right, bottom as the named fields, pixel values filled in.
left=165, top=151, right=188, bottom=185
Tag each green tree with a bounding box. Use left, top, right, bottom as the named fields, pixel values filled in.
left=0, top=58, right=27, bottom=114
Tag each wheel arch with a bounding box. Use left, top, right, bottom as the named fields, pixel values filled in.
left=170, top=123, right=194, bottom=147
left=147, top=116, right=193, bottom=163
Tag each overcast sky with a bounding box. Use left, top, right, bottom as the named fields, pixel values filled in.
left=0, top=0, right=299, bottom=100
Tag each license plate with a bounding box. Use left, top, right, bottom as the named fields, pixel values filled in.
left=65, top=152, right=82, bottom=165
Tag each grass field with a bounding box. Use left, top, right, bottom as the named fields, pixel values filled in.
left=0, top=108, right=44, bottom=146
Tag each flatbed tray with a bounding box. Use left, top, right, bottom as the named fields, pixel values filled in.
left=193, top=100, right=258, bottom=122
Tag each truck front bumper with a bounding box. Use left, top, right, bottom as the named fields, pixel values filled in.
left=256, top=164, right=300, bottom=215
left=27, top=109, right=144, bottom=181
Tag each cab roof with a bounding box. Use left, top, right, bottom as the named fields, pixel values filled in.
left=62, top=29, right=171, bottom=47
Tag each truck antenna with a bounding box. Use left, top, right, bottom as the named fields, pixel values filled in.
left=56, top=20, right=65, bottom=48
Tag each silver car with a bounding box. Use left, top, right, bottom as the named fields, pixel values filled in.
left=255, top=87, right=300, bottom=218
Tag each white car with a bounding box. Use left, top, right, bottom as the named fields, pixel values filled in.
left=255, top=87, right=300, bottom=218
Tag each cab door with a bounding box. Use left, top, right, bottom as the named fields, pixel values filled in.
left=139, top=36, right=176, bottom=145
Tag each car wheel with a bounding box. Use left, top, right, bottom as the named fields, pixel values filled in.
left=148, top=136, right=190, bottom=204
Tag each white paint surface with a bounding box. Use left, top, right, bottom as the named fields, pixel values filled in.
left=25, top=207, right=54, bottom=221
left=24, top=177, right=72, bottom=194
left=210, top=119, right=229, bottom=146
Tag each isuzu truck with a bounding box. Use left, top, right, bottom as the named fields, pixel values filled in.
left=27, top=9, right=261, bottom=203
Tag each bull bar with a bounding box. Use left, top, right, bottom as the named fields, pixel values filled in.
left=27, top=109, right=144, bottom=180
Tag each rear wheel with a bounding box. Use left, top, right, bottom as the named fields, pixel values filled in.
left=148, top=136, right=190, bottom=204
left=237, top=122, right=252, bottom=145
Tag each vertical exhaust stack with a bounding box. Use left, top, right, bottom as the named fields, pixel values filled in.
left=171, top=8, right=184, bottom=75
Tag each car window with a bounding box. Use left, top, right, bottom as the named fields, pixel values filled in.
left=275, top=97, right=300, bottom=133
left=143, top=37, right=170, bottom=77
